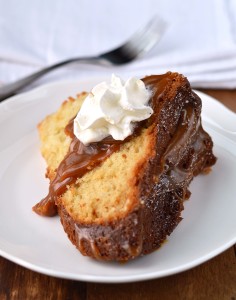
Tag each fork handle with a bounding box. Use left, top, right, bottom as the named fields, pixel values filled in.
left=0, top=57, right=100, bottom=102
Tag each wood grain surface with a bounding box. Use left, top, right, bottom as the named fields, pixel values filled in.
left=0, top=89, right=235, bottom=300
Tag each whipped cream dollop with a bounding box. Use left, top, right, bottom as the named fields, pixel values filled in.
left=73, top=74, right=153, bottom=145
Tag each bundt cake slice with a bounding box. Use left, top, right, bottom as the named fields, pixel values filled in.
left=33, top=72, right=216, bottom=261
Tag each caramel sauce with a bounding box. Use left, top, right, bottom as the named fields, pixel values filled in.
left=33, top=119, right=127, bottom=216
left=32, top=72, right=186, bottom=217
left=163, top=105, right=198, bottom=167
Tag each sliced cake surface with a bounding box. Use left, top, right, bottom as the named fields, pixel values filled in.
left=33, top=72, right=216, bottom=261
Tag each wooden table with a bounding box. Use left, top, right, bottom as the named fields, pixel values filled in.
left=0, top=89, right=235, bottom=300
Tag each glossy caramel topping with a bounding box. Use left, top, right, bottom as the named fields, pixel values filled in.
left=32, top=73, right=186, bottom=217
left=163, top=105, right=198, bottom=166
left=33, top=119, right=126, bottom=216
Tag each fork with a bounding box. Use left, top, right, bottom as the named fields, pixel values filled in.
left=0, top=16, right=167, bottom=102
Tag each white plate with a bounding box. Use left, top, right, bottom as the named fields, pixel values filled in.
left=0, top=79, right=236, bottom=283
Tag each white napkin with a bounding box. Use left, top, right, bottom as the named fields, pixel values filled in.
left=0, top=0, right=236, bottom=89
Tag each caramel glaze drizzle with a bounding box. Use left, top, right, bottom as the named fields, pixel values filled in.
left=33, top=119, right=132, bottom=216
left=32, top=73, right=190, bottom=217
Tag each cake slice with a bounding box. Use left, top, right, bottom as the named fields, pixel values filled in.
left=33, top=72, right=216, bottom=261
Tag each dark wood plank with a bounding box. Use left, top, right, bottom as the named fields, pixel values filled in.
left=87, top=247, right=236, bottom=300
left=0, top=257, right=87, bottom=300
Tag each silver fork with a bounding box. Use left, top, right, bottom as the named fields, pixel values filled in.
left=0, top=16, right=167, bottom=102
